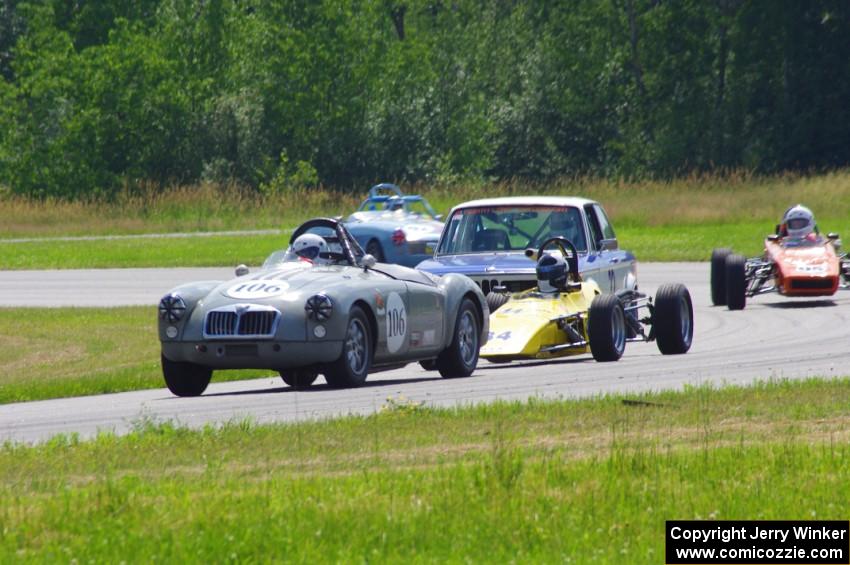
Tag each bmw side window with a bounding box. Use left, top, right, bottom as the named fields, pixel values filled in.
left=584, top=205, right=603, bottom=251
left=593, top=205, right=616, bottom=240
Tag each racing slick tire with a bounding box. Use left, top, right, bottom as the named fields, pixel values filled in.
left=324, top=306, right=372, bottom=388
left=653, top=283, right=694, bottom=355
left=725, top=254, right=747, bottom=310
left=436, top=298, right=480, bottom=378
left=365, top=239, right=386, bottom=263
left=161, top=354, right=213, bottom=397
left=280, top=369, right=319, bottom=389
left=486, top=291, right=510, bottom=313
left=588, top=294, right=626, bottom=362
left=711, top=248, right=732, bottom=306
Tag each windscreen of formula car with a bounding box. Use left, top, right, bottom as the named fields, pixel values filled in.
left=436, top=206, right=587, bottom=255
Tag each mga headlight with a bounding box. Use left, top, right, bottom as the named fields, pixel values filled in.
left=159, top=294, right=187, bottom=323
left=305, top=294, right=333, bottom=321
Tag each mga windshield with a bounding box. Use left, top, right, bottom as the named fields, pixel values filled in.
left=436, top=205, right=587, bottom=255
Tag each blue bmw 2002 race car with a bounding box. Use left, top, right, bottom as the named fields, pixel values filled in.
left=417, top=197, right=637, bottom=308
left=343, top=183, right=444, bottom=268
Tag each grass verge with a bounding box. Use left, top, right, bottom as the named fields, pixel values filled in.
left=0, top=307, right=271, bottom=404
left=3, top=171, right=850, bottom=268
left=1, top=378, right=848, bottom=561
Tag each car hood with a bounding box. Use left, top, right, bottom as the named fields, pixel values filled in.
left=417, top=252, right=592, bottom=275
left=196, top=263, right=369, bottom=308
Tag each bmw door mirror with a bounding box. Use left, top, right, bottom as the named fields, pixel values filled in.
left=361, top=254, right=377, bottom=269
left=235, top=264, right=250, bottom=277
left=599, top=238, right=618, bottom=251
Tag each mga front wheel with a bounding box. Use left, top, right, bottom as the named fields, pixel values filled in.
left=280, top=369, right=318, bottom=389
left=436, top=298, right=480, bottom=378
left=324, top=307, right=372, bottom=388
left=161, top=354, right=212, bottom=397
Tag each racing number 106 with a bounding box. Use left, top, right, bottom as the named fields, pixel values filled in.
left=232, top=282, right=282, bottom=294
left=387, top=308, right=406, bottom=338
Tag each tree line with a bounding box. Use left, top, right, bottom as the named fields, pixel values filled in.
left=1, top=0, right=849, bottom=198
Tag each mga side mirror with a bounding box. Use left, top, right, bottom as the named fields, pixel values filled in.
left=235, top=264, right=250, bottom=277
left=767, top=234, right=779, bottom=242
left=828, top=232, right=840, bottom=240
left=361, top=254, right=377, bottom=269
left=524, top=248, right=539, bottom=261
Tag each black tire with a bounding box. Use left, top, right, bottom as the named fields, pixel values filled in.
left=588, top=294, right=626, bottom=362
left=486, top=291, right=510, bottom=313
left=710, top=248, right=731, bottom=306
left=419, top=359, right=438, bottom=371
left=725, top=254, right=747, bottom=310
left=324, top=306, right=372, bottom=388
left=280, top=369, right=318, bottom=389
left=365, top=239, right=385, bottom=263
left=161, top=354, right=212, bottom=397
left=653, top=283, right=693, bottom=354
left=436, top=298, right=480, bottom=378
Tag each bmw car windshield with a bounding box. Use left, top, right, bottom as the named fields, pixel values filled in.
left=436, top=205, right=587, bottom=255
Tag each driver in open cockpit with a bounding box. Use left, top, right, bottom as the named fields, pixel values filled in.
left=536, top=253, right=568, bottom=293
left=284, top=233, right=332, bottom=265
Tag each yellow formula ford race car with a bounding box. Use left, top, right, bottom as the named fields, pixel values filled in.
left=481, top=238, right=694, bottom=362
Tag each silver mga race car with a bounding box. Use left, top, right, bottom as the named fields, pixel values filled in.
left=157, top=218, right=488, bottom=396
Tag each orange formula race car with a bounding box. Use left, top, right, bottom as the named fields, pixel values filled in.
left=711, top=233, right=850, bottom=310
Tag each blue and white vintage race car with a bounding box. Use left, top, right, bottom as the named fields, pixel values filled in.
left=343, top=183, right=444, bottom=268
left=417, top=197, right=637, bottom=306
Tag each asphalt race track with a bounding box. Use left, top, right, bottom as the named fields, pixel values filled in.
left=2, top=263, right=849, bottom=443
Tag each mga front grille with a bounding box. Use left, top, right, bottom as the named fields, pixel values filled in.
left=204, top=306, right=280, bottom=338
left=205, top=311, right=237, bottom=336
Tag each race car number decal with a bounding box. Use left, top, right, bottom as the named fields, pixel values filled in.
left=226, top=280, right=290, bottom=299
left=386, top=292, right=407, bottom=353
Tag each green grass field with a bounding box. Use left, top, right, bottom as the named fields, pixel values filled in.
left=1, top=378, right=848, bottom=562
left=3, top=171, right=850, bottom=268
left=0, top=307, right=272, bottom=404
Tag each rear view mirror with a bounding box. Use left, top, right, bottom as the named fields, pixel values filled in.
left=235, top=264, right=249, bottom=277
left=828, top=232, right=840, bottom=240
left=767, top=234, right=779, bottom=242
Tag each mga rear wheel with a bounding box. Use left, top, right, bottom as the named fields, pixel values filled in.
left=280, top=369, right=318, bottom=389
left=588, top=294, right=626, bottom=362
left=653, top=283, right=693, bottom=354
left=710, top=248, right=731, bottom=306
left=725, top=254, right=747, bottom=310
left=161, top=354, right=212, bottom=397
left=324, top=306, right=372, bottom=388
left=436, top=298, right=480, bottom=378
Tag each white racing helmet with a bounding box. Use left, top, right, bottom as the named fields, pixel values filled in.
left=288, top=233, right=330, bottom=264
left=782, top=205, right=816, bottom=239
